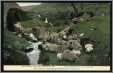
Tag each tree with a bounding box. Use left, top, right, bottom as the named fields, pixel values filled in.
left=71, top=3, right=79, bottom=16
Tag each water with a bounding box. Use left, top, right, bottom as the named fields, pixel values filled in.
left=26, top=41, right=42, bottom=65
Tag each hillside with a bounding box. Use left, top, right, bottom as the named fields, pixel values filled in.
left=4, top=2, right=111, bottom=66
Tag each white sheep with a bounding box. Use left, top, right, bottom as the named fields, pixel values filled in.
left=85, top=43, right=94, bottom=52
left=41, top=42, right=61, bottom=52
left=63, top=35, right=67, bottom=39
left=71, top=50, right=81, bottom=57
left=57, top=53, right=63, bottom=60
left=57, top=49, right=81, bottom=61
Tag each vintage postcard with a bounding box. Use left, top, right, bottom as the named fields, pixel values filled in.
left=1, top=1, right=112, bottom=72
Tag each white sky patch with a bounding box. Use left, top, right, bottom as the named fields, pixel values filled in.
left=17, top=3, right=41, bottom=7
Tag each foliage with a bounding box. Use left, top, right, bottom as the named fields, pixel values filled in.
left=3, top=30, right=29, bottom=65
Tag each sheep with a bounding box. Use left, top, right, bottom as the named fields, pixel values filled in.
left=62, top=35, right=67, bottom=40
left=57, top=49, right=81, bottom=61
left=66, top=40, right=82, bottom=50
left=39, top=41, right=66, bottom=53
left=40, top=42, right=62, bottom=52
left=80, top=38, right=96, bottom=52
left=84, top=43, right=94, bottom=52
left=57, top=53, right=63, bottom=60
left=67, top=33, right=78, bottom=40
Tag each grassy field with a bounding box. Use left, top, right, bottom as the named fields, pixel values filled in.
left=20, top=3, right=111, bottom=65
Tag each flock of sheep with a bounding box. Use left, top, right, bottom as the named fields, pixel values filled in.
left=14, top=21, right=95, bottom=62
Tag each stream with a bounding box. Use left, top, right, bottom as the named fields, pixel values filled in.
left=26, top=33, right=42, bottom=65
left=26, top=41, right=42, bottom=65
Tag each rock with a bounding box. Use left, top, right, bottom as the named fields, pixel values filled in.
left=29, top=33, right=37, bottom=41
left=24, top=48, right=34, bottom=53
left=49, top=22, right=53, bottom=26
left=44, top=18, right=48, bottom=23
left=79, top=33, right=85, bottom=37
left=38, top=14, right=41, bottom=18
left=14, top=22, right=24, bottom=33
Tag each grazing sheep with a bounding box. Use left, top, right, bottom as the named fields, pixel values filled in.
left=67, top=33, right=78, bottom=40
left=40, top=41, right=65, bottom=53
left=63, top=35, right=67, bottom=39
left=41, top=42, right=62, bottom=52
left=80, top=38, right=96, bottom=48
left=57, top=53, right=63, bottom=60
left=71, top=49, right=81, bottom=58
left=57, top=49, right=81, bottom=61
left=66, top=40, right=82, bottom=50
